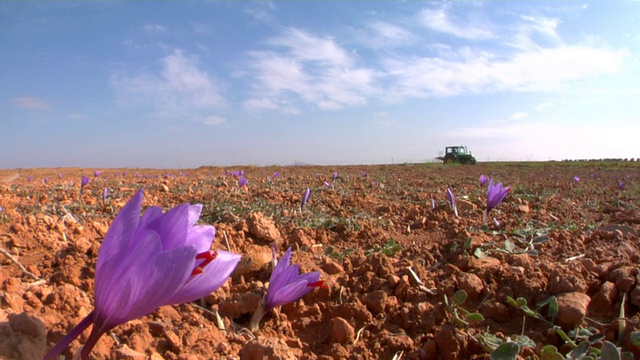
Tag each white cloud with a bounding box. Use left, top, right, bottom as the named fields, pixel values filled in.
left=510, top=112, right=529, bottom=120
left=244, top=97, right=279, bottom=111
left=11, top=97, right=50, bottom=110
left=381, top=45, right=627, bottom=99
left=360, top=21, right=417, bottom=48
left=112, top=49, right=225, bottom=119
left=202, top=115, right=226, bottom=126
left=246, top=28, right=377, bottom=112
left=419, top=6, right=494, bottom=40
left=143, top=24, right=166, bottom=35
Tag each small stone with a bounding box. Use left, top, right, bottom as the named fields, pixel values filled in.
left=161, top=184, right=169, bottom=192
left=457, top=273, right=484, bottom=301
left=165, top=330, right=182, bottom=351
left=384, top=333, right=415, bottom=350
left=591, top=281, right=617, bottom=311
left=362, top=290, right=388, bottom=315
left=329, top=317, right=355, bottom=343
left=10, top=223, right=25, bottom=234
left=556, top=292, right=591, bottom=327
left=247, top=212, right=282, bottom=244
left=610, top=266, right=638, bottom=293
left=322, top=259, right=344, bottom=275
left=457, top=199, right=477, bottom=212
left=240, top=337, right=295, bottom=360
left=237, top=292, right=261, bottom=314
left=8, top=312, right=46, bottom=338
left=517, top=204, right=530, bottom=213
left=235, top=244, right=272, bottom=277
left=115, top=344, right=146, bottom=360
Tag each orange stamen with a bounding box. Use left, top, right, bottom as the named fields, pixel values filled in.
left=191, top=251, right=218, bottom=276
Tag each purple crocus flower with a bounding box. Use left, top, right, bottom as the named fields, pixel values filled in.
left=332, top=172, right=338, bottom=181
left=238, top=176, right=249, bottom=188
left=574, top=176, right=580, bottom=182
left=59, top=173, right=63, bottom=179
left=324, top=181, right=331, bottom=187
left=479, top=175, right=489, bottom=186
left=250, top=247, right=323, bottom=330
left=44, top=190, right=241, bottom=360
left=27, top=176, right=33, bottom=182
left=484, top=179, right=510, bottom=224
left=102, top=188, right=109, bottom=202
left=361, top=171, right=367, bottom=178
left=618, top=180, right=625, bottom=190
left=80, top=175, right=90, bottom=194
left=43, top=177, right=50, bottom=184
left=273, top=170, right=280, bottom=179
left=446, top=188, right=458, bottom=217
left=431, top=198, right=436, bottom=210
left=301, top=188, right=311, bottom=211
left=94, top=170, right=102, bottom=177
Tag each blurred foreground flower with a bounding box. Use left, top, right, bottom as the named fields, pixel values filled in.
left=44, top=190, right=241, bottom=360
left=80, top=175, right=89, bottom=194
left=250, top=247, right=323, bottom=330
left=238, top=176, right=249, bottom=188
left=446, top=188, right=458, bottom=217
left=484, top=179, right=510, bottom=224
left=479, top=174, right=489, bottom=186
left=300, top=188, right=311, bottom=211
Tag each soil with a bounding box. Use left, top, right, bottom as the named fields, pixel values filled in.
left=0, top=162, right=639, bottom=360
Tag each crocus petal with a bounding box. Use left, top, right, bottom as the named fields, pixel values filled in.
left=95, top=190, right=143, bottom=274
left=148, top=203, right=191, bottom=251
left=266, top=271, right=321, bottom=309
left=167, top=250, right=241, bottom=304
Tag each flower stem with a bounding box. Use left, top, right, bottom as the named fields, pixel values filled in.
left=44, top=310, right=95, bottom=360
left=249, top=302, right=266, bottom=332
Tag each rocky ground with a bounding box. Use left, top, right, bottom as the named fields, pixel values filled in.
left=0, top=162, right=639, bottom=359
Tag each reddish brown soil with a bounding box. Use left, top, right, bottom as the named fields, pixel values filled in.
left=0, top=162, right=639, bottom=359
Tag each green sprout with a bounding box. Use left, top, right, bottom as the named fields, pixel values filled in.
left=444, top=290, right=484, bottom=327
left=365, top=238, right=402, bottom=257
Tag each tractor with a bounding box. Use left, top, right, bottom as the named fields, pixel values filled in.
left=437, top=145, right=477, bottom=164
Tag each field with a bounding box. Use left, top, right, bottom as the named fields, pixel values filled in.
left=1, top=162, right=639, bottom=359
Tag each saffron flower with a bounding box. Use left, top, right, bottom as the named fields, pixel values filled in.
left=102, top=188, right=109, bottom=202
left=618, top=180, right=625, bottom=190
left=44, top=190, right=241, bottom=360
left=332, top=172, right=338, bottom=181
left=446, top=188, right=458, bottom=217
left=484, top=179, right=510, bottom=224
left=301, top=188, right=311, bottom=211
left=238, top=176, right=249, bottom=188
left=80, top=175, right=89, bottom=194
left=273, top=170, right=280, bottom=179
left=324, top=181, right=331, bottom=187
left=479, top=175, right=489, bottom=186
left=574, top=176, right=580, bottom=182
left=94, top=170, right=102, bottom=177
left=250, top=247, right=323, bottom=330
left=59, top=173, right=63, bottom=179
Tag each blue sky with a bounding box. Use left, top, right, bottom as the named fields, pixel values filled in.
left=2, top=1, right=639, bottom=168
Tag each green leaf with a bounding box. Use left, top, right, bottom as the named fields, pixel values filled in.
left=630, top=331, right=640, bottom=346
left=600, top=341, right=621, bottom=360
left=566, top=340, right=590, bottom=359
left=547, top=297, right=559, bottom=318
left=465, top=312, right=485, bottom=324
left=474, top=247, right=488, bottom=259
left=540, top=345, right=564, bottom=360
left=504, top=239, right=516, bottom=252
left=463, top=237, right=473, bottom=251
left=452, top=290, right=468, bottom=306
left=490, top=341, right=520, bottom=360
left=514, top=335, right=536, bottom=348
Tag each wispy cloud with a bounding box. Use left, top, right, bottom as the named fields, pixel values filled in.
left=419, top=5, right=494, bottom=40
left=510, top=111, right=529, bottom=120
left=11, top=97, right=50, bottom=110
left=202, top=115, right=226, bottom=126
left=111, top=49, right=226, bottom=123
left=142, top=24, right=166, bottom=35
left=246, top=28, right=377, bottom=111
left=359, top=21, right=417, bottom=49
left=381, top=44, right=627, bottom=99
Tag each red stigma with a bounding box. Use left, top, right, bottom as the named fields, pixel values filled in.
left=307, top=280, right=327, bottom=289
left=191, top=251, right=218, bottom=276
